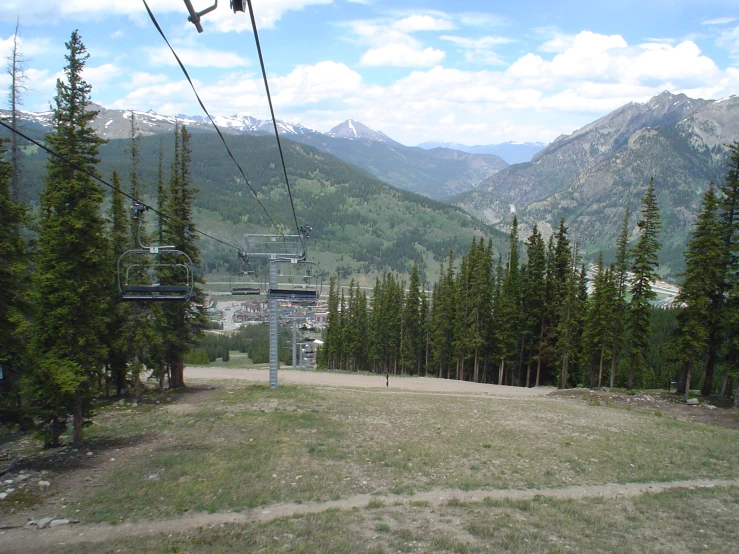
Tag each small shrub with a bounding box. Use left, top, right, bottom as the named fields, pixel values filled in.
left=375, top=522, right=390, bottom=532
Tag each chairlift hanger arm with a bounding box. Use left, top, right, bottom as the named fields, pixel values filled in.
left=183, top=0, right=245, bottom=33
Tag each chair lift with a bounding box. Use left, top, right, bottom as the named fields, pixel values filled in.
left=117, top=203, right=195, bottom=301
left=230, top=251, right=262, bottom=296
left=183, top=1, right=245, bottom=33
left=267, top=260, right=322, bottom=305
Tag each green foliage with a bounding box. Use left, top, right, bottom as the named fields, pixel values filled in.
left=0, top=137, right=29, bottom=417
left=628, top=178, right=662, bottom=389
left=28, top=30, right=110, bottom=446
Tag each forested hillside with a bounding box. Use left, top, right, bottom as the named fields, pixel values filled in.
left=16, top=132, right=507, bottom=282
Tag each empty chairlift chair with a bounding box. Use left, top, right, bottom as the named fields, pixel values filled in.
left=117, top=204, right=195, bottom=301
left=231, top=252, right=262, bottom=296
left=267, top=261, right=321, bottom=306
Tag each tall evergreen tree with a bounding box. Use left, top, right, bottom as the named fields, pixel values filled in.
left=105, top=171, right=129, bottom=397
left=628, top=178, right=662, bottom=390
left=673, top=186, right=722, bottom=399
left=497, top=218, right=522, bottom=385
left=581, top=254, right=617, bottom=388
left=610, top=209, right=631, bottom=388
left=0, top=137, right=28, bottom=418
left=716, top=144, right=739, bottom=404
left=160, top=124, right=206, bottom=388
left=401, top=264, right=423, bottom=374
left=521, top=225, right=546, bottom=387
left=28, top=31, right=109, bottom=446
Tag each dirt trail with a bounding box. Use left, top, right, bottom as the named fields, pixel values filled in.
left=184, top=367, right=555, bottom=396
left=2, top=478, right=736, bottom=552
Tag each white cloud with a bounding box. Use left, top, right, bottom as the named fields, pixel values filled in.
left=0, top=35, right=57, bottom=59
left=716, top=25, right=739, bottom=56
left=147, top=46, right=250, bottom=68
left=538, top=34, right=575, bottom=53
left=441, top=35, right=510, bottom=50
left=82, top=63, right=121, bottom=90
left=392, top=15, right=455, bottom=33
left=359, top=44, right=445, bottom=67
left=348, top=15, right=453, bottom=67
left=701, top=16, right=738, bottom=25
left=271, top=61, right=362, bottom=105
left=507, top=32, right=719, bottom=90
left=441, top=35, right=511, bottom=65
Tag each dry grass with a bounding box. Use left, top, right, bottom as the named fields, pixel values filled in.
left=2, top=379, right=738, bottom=553
left=50, top=485, right=739, bottom=553
left=49, top=382, right=739, bottom=523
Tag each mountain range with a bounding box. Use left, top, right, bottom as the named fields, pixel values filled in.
left=416, top=141, right=546, bottom=164
left=452, top=91, right=739, bottom=276
left=6, top=90, right=739, bottom=279
left=1, top=107, right=508, bottom=200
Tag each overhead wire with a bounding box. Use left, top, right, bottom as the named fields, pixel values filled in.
left=142, top=0, right=281, bottom=236
left=0, top=119, right=243, bottom=252
left=245, top=0, right=305, bottom=252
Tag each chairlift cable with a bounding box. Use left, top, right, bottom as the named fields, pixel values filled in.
left=245, top=0, right=305, bottom=252
left=0, top=119, right=242, bottom=253
left=142, top=0, right=282, bottom=237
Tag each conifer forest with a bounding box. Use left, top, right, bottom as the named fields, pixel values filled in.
left=319, top=169, right=739, bottom=405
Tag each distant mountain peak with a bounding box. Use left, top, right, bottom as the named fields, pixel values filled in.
left=328, top=119, right=397, bottom=144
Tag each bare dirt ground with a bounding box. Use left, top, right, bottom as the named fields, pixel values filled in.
left=2, top=478, right=737, bottom=552
left=184, top=367, right=556, bottom=396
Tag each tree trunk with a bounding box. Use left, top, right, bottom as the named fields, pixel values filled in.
left=133, top=357, right=142, bottom=404
left=72, top=391, right=84, bottom=448
left=498, top=359, right=504, bottom=385
left=719, top=374, right=729, bottom=399
left=561, top=351, right=569, bottom=390
left=51, top=416, right=62, bottom=448
left=473, top=348, right=479, bottom=383
left=159, top=362, right=166, bottom=392
left=609, top=347, right=617, bottom=389
left=734, top=379, right=739, bottom=408
left=526, top=361, right=531, bottom=388
left=676, top=361, right=689, bottom=395
left=597, top=347, right=605, bottom=389
left=170, top=361, right=185, bottom=389
left=701, top=344, right=717, bottom=396
left=535, top=356, right=541, bottom=387
left=627, top=352, right=636, bottom=390
left=684, top=365, right=692, bottom=403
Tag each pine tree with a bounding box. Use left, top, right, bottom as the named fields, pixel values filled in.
left=610, top=209, right=631, bottom=388
left=160, top=124, right=206, bottom=389
left=521, top=225, right=546, bottom=387
left=401, top=264, right=423, bottom=375
left=673, top=186, right=722, bottom=399
left=581, top=253, right=617, bottom=388
left=628, top=178, right=662, bottom=390
left=0, top=137, right=28, bottom=418
left=105, top=171, right=129, bottom=397
left=556, top=242, right=582, bottom=389
left=430, top=254, right=456, bottom=379
left=497, top=218, right=522, bottom=385
left=28, top=31, right=109, bottom=446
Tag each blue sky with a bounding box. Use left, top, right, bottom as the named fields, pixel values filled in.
left=1, top=0, right=738, bottom=145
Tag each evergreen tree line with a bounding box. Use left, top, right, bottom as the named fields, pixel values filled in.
left=321, top=163, right=739, bottom=404
left=184, top=325, right=292, bottom=366
left=0, top=31, right=206, bottom=447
